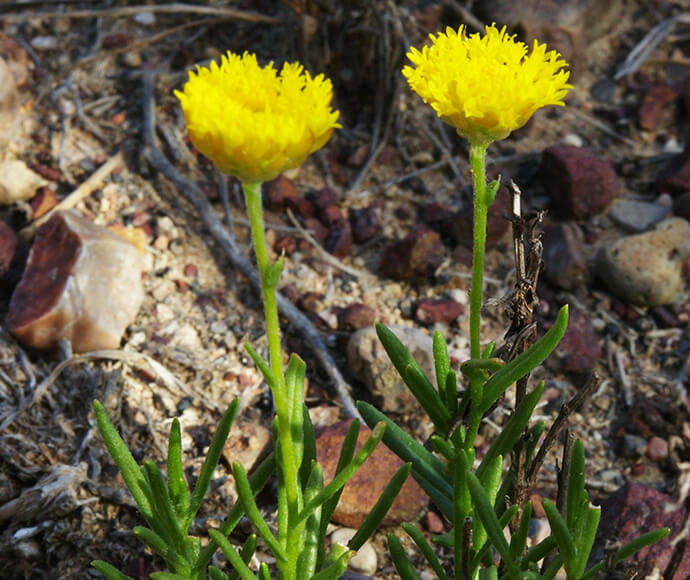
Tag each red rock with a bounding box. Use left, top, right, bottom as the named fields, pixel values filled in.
left=279, top=283, right=301, bottom=304
left=7, top=211, right=144, bottom=352
left=541, top=222, right=589, bottom=290
left=553, top=308, right=600, bottom=376
left=303, top=217, right=328, bottom=244
left=183, top=263, right=198, bottom=277
left=595, top=483, right=689, bottom=578
left=629, top=398, right=671, bottom=439
left=381, top=226, right=444, bottom=283
left=284, top=196, right=315, bottom=219
left=265, top=175, right=299, bottom=210
left=324, top=220, right=352, bottom=258
left=274, top=235, right=297, bottom=256
left=349, top=201, right=382, bottom=243
left=316, top=419, right=429, bottom=528
left=655, top=141, right=690, bottom=195
left=415, top=298, right=464, bottom=325
left=442, top=185, right=512, bottom=249
left=422, top=202, right=448, bottom=226
left=320, top=204, right=344, bottom=226
left=29, top=163, right=61, bottom=182
left=425, top=511, right=444, bottom=533
left=646, top=436, right=668, bottom=463
left=638, top=84, right=679, bottom=131
left=337, top=303, right=378, bottom=330
left=29, top=187, right=58, bottom=219
left=541, top=146, right=621, bottom=219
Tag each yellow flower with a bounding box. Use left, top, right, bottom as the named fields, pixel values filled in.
left=175, top=52, right=340, bottom=183
left=403, top=24, right=572, bottom=145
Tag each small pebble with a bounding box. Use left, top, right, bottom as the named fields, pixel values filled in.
left=425, top=511, right=444, bottom=533
left=561, top=133, right=583, bottom=147
left=330, top=528, right=377, bottom=575
left=646, top=436, right=668, bottom=463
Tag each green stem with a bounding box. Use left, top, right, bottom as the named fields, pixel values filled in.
left=469, top=143, right=489, bottom=360
left=243, top=181, right=302, bottom=579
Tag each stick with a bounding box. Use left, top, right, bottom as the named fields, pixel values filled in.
left=141, top=73, right=361, bottom=420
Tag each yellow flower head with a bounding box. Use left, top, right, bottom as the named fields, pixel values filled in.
left=403, top=24, right=572, bottom=145
left=175, top=52, right=340, bottom=183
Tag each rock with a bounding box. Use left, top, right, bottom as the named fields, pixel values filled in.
left=29, top=186, right=58, bottom=219
left=540, top=146, right=621, bottom=219
left=324, top=219, right=352, bottom=258
left=552, top=308, right=601, bottom=377
left=620, top=434, right=647, bottom=459
left=303, top=217, right=328, bottom=244
left=639, top=84, right=680, bottom=131
left=350, top=202, right=382, bottom=243
left=316, top=419, right=428, bottom=528
left=414, top=298, right=464, bottom=325
left=337, top=304, right=378, bottom=330
left=672, top=191, right=690, bottom=221
left=541, top=222, right=589, bottom=290
left=380, top=226, right=444, bottom=283
left=595, top=218, right=690, bottom=306
left=646, top=436, right=668, bottom=463
left=0, top=160, right=49, bottom=205
left=347, top=324, right=435, bottom=416
left=222, top=413, right=271, bottom=474
left=330, top=528, right=377, bottom=575
left=425, top=511, right=444, bottom=533
left=608, top=199, right=671, bottom=233
left=265, top=175, right=300, bottom=211
left=442, top=185, right=512, bottom=249
left=0, top=57, right=20, bottom=152
left=655, top=141, right=690, bottom=195
left=8, top=211, right=144, bottom=352
left=593, top=483, right=689, bottom=578
left=310, top=187, right=339, bottom=212
left=590, top=77, right=616, bottom=102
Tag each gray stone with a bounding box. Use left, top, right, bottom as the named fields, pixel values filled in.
left=595, top=218, right=690, bottom=306
left=608, top=199, right=670, bottom=233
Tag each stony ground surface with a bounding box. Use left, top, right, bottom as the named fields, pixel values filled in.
left=0, top=1, right=689, bottom=579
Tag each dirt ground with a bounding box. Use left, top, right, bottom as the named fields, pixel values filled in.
left=0, top=1, right=688, bottom=579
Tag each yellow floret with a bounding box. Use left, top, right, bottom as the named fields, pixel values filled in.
left=175, top=52, right=340, bottom=183
left=403, top=24, right=572, bottom=145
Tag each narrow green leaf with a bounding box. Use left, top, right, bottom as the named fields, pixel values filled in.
left=525, top=420, right=546, bottom=465
left=318, top=419, right=359, bottom=569
left=193, top=453, right=275, bottom=575
left=479, top=565, right=498, bottom=580
left=543, top=498, right=575, bottom=572
left=244, top=343, right=278, bottom=391
left=481, top=305, right=568, bottom=413
left=186, top=399, right=239, bottom=529
left=388, top=533, right=421, bottom=580
left=473, top=454, right=503, bottom=549
left=167, top=418, right=189, bottom=518
left=232, top=462, right=286, bottom=563
left=264, top=256, right=284, bottom=289
left=150, top=573, right=191, bottom=580
left=486, top=177, right=501, bottom=204
left=297, top=422, right=385, bottom=525
left=476, top=382, right=544, bottom=481
left=300, top=405, right=316, bottom=490
left=567, top=439, right=586, bottom=532
left=310, top=544, right=352, bottom=580
left=402, top=522, right=448, bottom=580
left=522, top=535, right=557, bottom=565
left=412, top=469, right=454, bottom=521
left=460, top=357, right=505, bottom=377
left=142, top=461, right=185, bottom=550
left=541, top=554, right=564, bottom=580
left=209, top=566, right=230, bottom=580
left=208, top=529, right=260, bottom=580
left=259, top=563, right=270, bottom=580
left=467, top=472, right=518, bottom=576
left=433, top=331, right=450, bottom=405
left=91, top=561, right=134, bottom=580
left=481, top=341, right=496, bottom=359
left=349, top=463, right=412, bottom=551
left=285, top=354, right=306, bottom=474
left=376, top=324, right=450, bottom=430
left=93, top=400, right=153, bottom=522
left=357, top=402, right=451, bottom=497
left=132, top=527, right=180, bottom=569
left=297, top=462, right=323, bottom=579
left=228, top=535, right=257, bottom=580
left=470, top=504, right=519, bottom=570
left=510, top=501, right=532, bottom=560
left=572, top=505, right=601, bottom=578
left=430, top=435, right=454, bottom=461
left=445, top=370, right=458, bottom=417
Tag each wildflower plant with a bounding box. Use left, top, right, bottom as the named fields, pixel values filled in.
left=93, top=52, right=404, bottom=580
left=357, top=24, right=669, bottom=579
